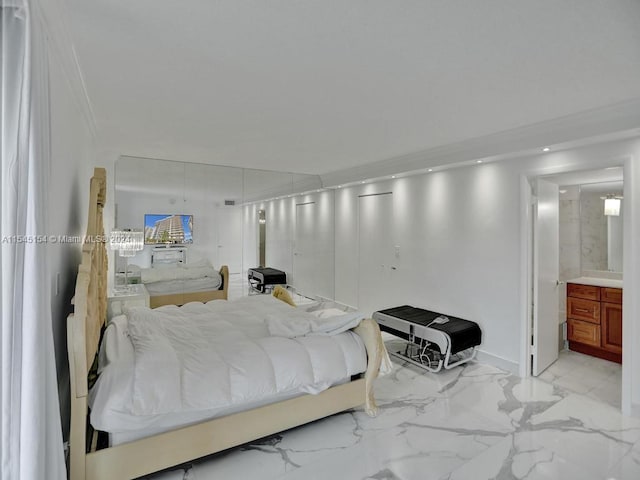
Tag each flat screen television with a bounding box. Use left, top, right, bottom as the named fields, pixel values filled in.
left=144, top=214, right=193, bottom=245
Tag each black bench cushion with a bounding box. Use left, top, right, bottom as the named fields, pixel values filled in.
left=376, top=305, right=482, bottom=354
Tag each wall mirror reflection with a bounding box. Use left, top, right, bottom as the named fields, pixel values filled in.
left=577, top=181, right=623, bottom=273
left=258, top=209, right=266, bottom=268
left=113, top=156, right=334, bottom=302
left=547, top=167, right=624, bottom=282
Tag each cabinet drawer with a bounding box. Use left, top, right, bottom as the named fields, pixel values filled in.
left=567, top=283, right=600, bottom=301
left=568, top=319, right=601, bottom=347
left=567, top=297, right=600, bottom=324
left=601, top=287, right=622, bottom=304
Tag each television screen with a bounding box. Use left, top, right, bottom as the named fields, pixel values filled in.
left=144, top=214, right=193, bottom=245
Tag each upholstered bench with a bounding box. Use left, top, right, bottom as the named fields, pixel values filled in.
left=247, top=267, right=287, bottom=293
left=373, top=305, right=481, bottom=372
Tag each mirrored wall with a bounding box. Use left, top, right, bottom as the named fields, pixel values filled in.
left=114, top=156, right=335, bottom=300
left=559, top=178, right=623, bottom=281
left=578, top=181, right=623, bottom=273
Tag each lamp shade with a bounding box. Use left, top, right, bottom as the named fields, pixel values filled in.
left=110, top=230, right=144, bottom=257
left=604, top=197, right=621, bottom=216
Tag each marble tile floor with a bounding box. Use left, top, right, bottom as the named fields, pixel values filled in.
left=141, top=344, right=637, bottom=480
left=539, top=349, right=622, bottom=410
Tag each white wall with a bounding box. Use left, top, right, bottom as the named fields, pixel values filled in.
left=608, top=213, right=624, bottom=272
left=265, top=198, right=294, bottom=282
left=47, top=45, right=96, bottom=440
left=243, top=204, right=260, bottom=273
left=335, top=166, right=522, bottom=368
left=291, top=191, right=335, bottom=299
left=115, top=167, right=244, bottom=271
left=243, top=190, right=335, bottom=299
left=581, top=192, right=608, bottom=271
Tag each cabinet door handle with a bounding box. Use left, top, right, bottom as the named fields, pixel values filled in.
left=575, top=307, right=592, bottom=313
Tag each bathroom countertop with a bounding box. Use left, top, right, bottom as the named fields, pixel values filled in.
left=567, top=277, right=623, bottom=289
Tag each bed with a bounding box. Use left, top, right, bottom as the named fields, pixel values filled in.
left=67, top=168, right=388, bottom=480
left=137, top=262, right=229, bottom=308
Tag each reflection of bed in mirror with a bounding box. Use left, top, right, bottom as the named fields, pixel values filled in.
left=68, top=167, right=387, bottom=480
left=143, top=264, right=229, bottom=307
left=132, top=249, right=229, bottom=307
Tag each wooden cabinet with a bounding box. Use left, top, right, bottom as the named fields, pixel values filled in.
left=601, top=302, right=623, bottom=354
left=567, top=283, right=622, bottom=363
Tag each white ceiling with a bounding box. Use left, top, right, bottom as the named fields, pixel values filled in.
left=62, top=0, right=640, bottom=176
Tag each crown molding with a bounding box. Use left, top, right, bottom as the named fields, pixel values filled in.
left=31, top=0, right=98, bottom=141
left=320, top=99, right=640, bottom=187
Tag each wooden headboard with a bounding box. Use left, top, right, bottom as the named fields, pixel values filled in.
left=67, top=167, right=107, bottom=478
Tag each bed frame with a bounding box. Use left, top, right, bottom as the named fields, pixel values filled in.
left=147, top=265, right=229, bottom=308
left=67, top=167, right=385, bottom=480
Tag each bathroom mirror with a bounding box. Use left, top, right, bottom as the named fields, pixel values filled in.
left=579, top=181, right=623, bottom=273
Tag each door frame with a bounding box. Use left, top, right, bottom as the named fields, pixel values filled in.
left=520, top=154, right=636, bottom=416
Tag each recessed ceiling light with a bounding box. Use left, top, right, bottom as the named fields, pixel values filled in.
left=542, top=147, right=550, bottom=152
left=559, top=189, right=567, bottom=194
left=361, top=181, right=366, bottom=184
left=391, top=175, right=396, bottom=179
left=476, top=160, right=483, bottom=164
left=428, top=169, right=433, bottom=172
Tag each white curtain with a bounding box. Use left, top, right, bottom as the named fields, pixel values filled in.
left=1, top=1, right=66, bottom=479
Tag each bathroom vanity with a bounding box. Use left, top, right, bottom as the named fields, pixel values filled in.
left=566, top=277, right=623, bottom=363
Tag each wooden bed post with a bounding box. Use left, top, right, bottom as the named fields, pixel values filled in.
left=353, top=318, right=384, bottom=416
left=67, top=168, right=107, bottom=480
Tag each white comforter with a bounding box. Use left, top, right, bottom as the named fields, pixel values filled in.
left=90, top=296, right=368, bottom=431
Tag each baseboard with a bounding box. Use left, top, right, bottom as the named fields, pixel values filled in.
left=475, top=350, right=520, bottom=375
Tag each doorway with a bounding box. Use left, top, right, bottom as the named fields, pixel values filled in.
left=527, top=167, right=624, bottom=409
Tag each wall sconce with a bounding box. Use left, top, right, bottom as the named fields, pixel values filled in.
left=110, top=229, right=144, bottom=290
left=604, top=195, right=621, bottom=216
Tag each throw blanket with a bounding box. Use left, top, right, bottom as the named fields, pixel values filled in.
left=265, top=310, right=365, bottom=337
left=126, top=297, right=368, bottom=415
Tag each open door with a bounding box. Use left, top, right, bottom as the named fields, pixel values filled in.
left=532, top=178, right=560, bottom=376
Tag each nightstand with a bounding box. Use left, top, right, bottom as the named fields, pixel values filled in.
left=107, top=284, right=150, bottom=320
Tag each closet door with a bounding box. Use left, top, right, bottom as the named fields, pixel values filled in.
left=217, top=206, right=243, bottom=274
left=357, top=193, right=394, bottom=316
left=293, top=202, right=317, bottom=298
